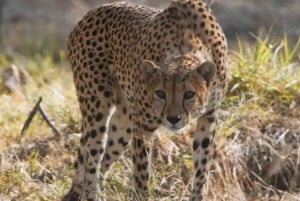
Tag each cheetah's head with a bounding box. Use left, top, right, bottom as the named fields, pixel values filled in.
left=140, top=55, right=216, bottom=131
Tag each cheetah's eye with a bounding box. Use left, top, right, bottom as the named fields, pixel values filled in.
left=155, top=90, right=166, bottom=99
left=184, top=91, right=196, bottom=99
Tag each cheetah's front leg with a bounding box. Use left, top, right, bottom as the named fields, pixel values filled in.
left=63, top=103, right=117, bottom=201
left=190, top=113, right=217, bottom=201
left=131, top=128, right=155, bottom=201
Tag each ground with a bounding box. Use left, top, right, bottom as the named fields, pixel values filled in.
left=0, top=35, right=300, bottom=201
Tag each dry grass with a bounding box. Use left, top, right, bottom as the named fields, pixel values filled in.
left=0, top=36, right=299, bottom=201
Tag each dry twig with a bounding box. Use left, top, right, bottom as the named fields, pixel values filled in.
left=20, top=97, right=62, bottom=141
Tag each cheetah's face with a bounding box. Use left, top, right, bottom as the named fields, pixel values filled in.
left=140, top=59, right=216, bottom=131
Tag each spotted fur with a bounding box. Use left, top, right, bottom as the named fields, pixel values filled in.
left=63, top=1, right=228, bottom=201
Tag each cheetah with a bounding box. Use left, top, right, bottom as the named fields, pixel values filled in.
left=64, top=0, right=228, bottom=200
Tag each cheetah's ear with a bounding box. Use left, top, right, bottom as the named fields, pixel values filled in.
left=140, top=60, right=159, bottom=77
left=194, top=61, right=216, bottom=86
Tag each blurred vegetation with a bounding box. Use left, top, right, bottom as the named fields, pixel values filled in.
left=11, top=33, right=66, bottom=63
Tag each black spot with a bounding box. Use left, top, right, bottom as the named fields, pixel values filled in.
left=201, top=138, right=210, bottom=149
left=118, top=137, right=128, bottom=147
left=141, top=162, right=148, bottom=170
left=78, top=154, right=84, bottom=164
left=96, top=100, right=101, bottom=108
left=206, top=109, right=215, bottom=115
left=139, top=149, right=147, bottom=159
left=112, top=151, right=119, bottom=155
left=84, top=133, right=90, bottom=142
left=196, top=169, right=202, bottom=177
left=87, top=115, right=92, bottom=123
left=90, top=129, right=97, bottom=138
left=92, top=30, right=97, bottom=36
left=79, top=96, right=84, bottom=103
left=89, top=168, right=96, bottom=174
left=99, top=126, right=106, bottom=133
left=144, top=172, right=149, bottom=180
left=138, top=181, right=142, bottom=188
left=99, top=148, right=104, bottom=154
left=201, top=158, right=207, bottom=165
left=134, top=138, right=143, bottom=148
left=91, top=95, right=96, bottom=102
left=88, top=52, right=94, bottom=58
left=200, top=22, right=205, bottom=28
left=208, top=116, right=216, bottom=123
left=137, top=163, right=142, bottom=171
left=105, top=153, right=110, bottom=160
left=104, top=91, right=111, bottom=98
left=111, top=124, right=117, bottom=132
left=96, top=113, right=103, bottom=121
left=193, top=140, right=200, bottom=151
left=74, top=161, right=78, bottom=169
left=80, top=137, right=85, bottom=145
left=108, top=140, right=114, bottom=146
left=135, top=176, right=139, bottom=183
left=90, top=149, right=97, bottom=156
left=194, top=160, right=199, bottom=168
left=126, top=128, right=132, bottom=134
left=192, top=14, right=198, bottom=20
left=101, top=72, right=107, bottom=77
left=98, top=85, right=105, bottom=91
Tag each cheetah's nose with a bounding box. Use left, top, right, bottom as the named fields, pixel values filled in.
left=166, top=115, right=182, bottom=125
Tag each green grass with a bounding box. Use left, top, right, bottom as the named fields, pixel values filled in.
left=228, top=35, right=300, bottom=106
left=219, top=35, right=300, bottom=138
left=0, top=35, right=299, bottom=200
